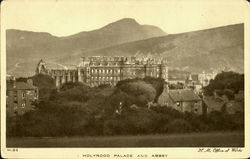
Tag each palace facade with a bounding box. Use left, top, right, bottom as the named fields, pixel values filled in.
left=36, top=56, right=168, bottom=87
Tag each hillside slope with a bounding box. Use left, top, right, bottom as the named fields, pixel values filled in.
left=7, top=18, right=166, bottom=59
left=6, top=18, right=167, bottom=77
left=59, top=23, right=243, bottom=73
left=7, top=23, right=243, bottom=77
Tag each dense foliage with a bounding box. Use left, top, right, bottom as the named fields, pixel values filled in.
left=204, top=71, right=244, bottom=97
left=7, top=74, right=244, bottom=137
left=16, top=74, right=57, bottom=101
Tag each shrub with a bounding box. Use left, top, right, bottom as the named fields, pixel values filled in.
left=7, top=76, right=244, bottom=137
left=183, top=112, right=209, bottom=132
left=124, top=108, right=158, bottom=134
left=11, top=101, right=94, bottom=137
left=154, top=114, right=172, bottom=133
left=103, top=119, right=125, bottom=135
left=206, top=111, right=238, bottom=131
left=224, top=89, right=235, bottom=100
left=231, top=111, right=244, bottom=130
left=57, top=88, right=86, bottom=102
left=151, top=106, right=183, bottom=119
left=51, top=83, right=98, bottom=103
left=6, top=116, right=19, bottom=137
left=31, top=74, right=56, bottom=89
left=216, top=90, right=224, bottom=97
left=98, top=84, right=111, bottom=89
left=60, top=82, right=89, bottom=91
left=165, top=119, right=194, bottom=133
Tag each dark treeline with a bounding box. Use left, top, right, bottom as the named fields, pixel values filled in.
left=204, top=71, right=244, bottom=99
left=7, top=72, right=244, bottom=137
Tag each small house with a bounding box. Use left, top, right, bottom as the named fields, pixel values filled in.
left=168, top=89, right=202, bottom=114
left=158, top=87, right=202, bottom=114
left=7, top=78, right=39, bottom=116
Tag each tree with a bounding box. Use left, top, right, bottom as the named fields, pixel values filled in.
left=224, top=89, right=235, bottom=100
left=143, top=76, right=164, bottom=102
left=165, top=119, right=194, bottom=133
left=31, top=74, right=56, bottom=89
left=30, top=74, right=56, bottom=101
left=204, top=71, right=244, bottom=96
left=118, top=80, right=156, bottom=107
left=60, top=82, right=89, bottom=91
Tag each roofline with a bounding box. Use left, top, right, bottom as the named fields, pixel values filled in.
left=7, top=88, right=38, bottom=91
left=169, top=92, right=201, bottom=102
left=173, top=99, right=201, bottom=102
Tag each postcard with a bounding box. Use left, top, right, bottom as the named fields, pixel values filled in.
left=1, top=0, right=250, bottom=158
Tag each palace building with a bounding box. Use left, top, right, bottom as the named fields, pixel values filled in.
left=36, top=56, right=168, bottom=87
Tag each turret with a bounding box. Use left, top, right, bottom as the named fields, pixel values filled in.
left=161, top=57, right=167, bottom=65
left=160, top=58, right=168, bottom=82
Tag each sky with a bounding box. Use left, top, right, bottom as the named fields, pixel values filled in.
left=2, top=0, right=247, bottom=37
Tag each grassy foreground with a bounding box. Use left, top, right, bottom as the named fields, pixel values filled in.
left=7, top=131, right=244, bottom=148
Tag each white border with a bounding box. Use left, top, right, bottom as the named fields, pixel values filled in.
left=1, top=0, right=250, bottom=158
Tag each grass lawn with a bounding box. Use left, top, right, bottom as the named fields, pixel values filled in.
left=6, top=131, right=244, bottom=148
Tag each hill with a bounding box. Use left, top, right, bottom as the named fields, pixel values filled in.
left=7, top=18, right=166, bottom=77
left=7, top=22, right=243, bottom=77
left=7, top=18, right=166, bottom=58
left=59, top=23, right=243, bottom=74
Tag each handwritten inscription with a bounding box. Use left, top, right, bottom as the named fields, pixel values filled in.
left=198, top=148, right=242, bottom=153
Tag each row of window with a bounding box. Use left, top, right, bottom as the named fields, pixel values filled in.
left=51, top=70, right=77, bottom=75
left=53, top=76, right=76, bottom=80
left=91, top=69, right=121, bottom=74
left=90, top=81, right=118, bottom=86
left=13, top=102, right=26, bottom=109
left=145, top=72, right=158, bottom=76
left=21, top=90, right=37, bottom=98
left=90, top=73, right=160, bottom=80
left=90, top=62, right=120, bottom=66
left=91, top=76, right=121, bottom=81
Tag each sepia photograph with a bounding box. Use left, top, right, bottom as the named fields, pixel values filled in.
left=1, top=0, right=249, bottom=158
